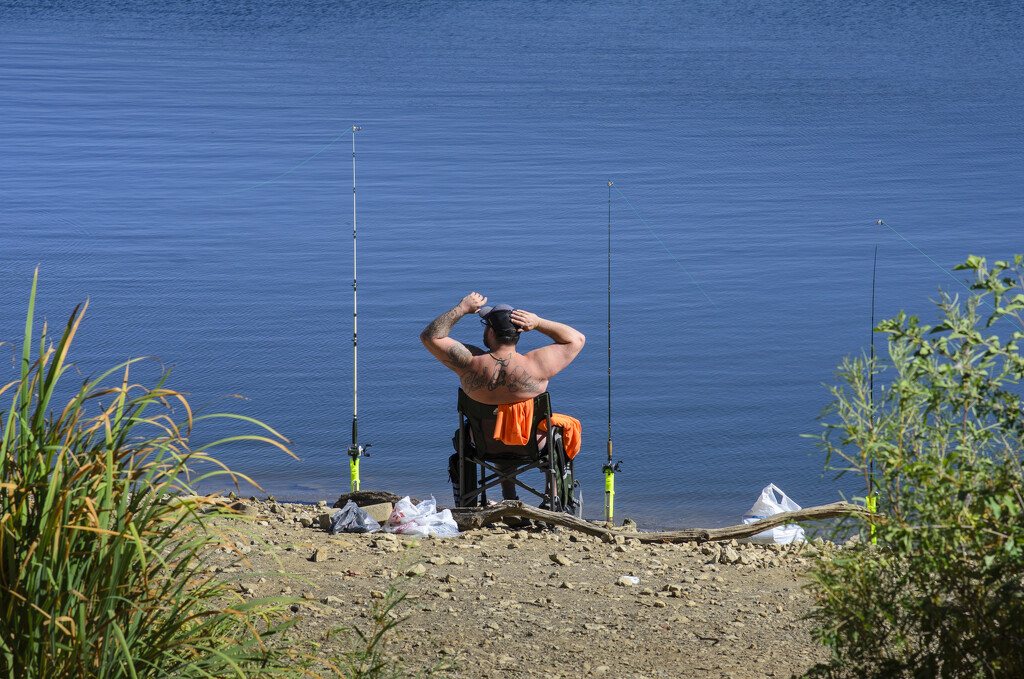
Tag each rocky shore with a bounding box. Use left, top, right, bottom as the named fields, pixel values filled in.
left=207, top=498, right=838, bottom=679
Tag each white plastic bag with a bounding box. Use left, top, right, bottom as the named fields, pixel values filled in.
left=329, top=500, right=381, bottom=534
left=741, top=483, right=806, bottom=545
left=384, top=496, right=460, bottom=538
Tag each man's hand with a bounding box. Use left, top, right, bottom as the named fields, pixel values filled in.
left=510, top=309, right=539, bottom=332
left=459, top=292, right=487, bottom=315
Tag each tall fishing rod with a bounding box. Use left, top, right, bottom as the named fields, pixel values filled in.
left=867, top=242, right=878, bottom=542
left=604, top=181, right=622, bottom=524
left=348, top=126, right=370, bottom=491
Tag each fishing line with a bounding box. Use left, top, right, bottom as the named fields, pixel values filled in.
left=876, top=219, right=1024, bottom=332
left=220, top=128, right=355, bottom=196
left=611, top=185, right=717, bottom=308
left=603, top=182, right=714, bottom=523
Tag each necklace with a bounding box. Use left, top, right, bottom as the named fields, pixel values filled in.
left=488, top=352, right=511, bottom=366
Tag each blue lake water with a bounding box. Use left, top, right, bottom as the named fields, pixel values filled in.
left=2, top=0, right=1023, bottom=528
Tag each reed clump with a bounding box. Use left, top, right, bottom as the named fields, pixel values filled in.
left=0, top=272, right=300, bottom=677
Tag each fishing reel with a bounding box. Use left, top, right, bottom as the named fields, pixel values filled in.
left=347, top=443, right=371, bottom=459
left=602, top=460, right=623, bottom=474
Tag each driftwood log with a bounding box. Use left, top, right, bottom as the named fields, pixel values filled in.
left=335, top=491, right=873, bottom=544
left=449, top=500, right=872, bottom=543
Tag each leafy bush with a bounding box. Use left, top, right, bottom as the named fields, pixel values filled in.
left=805, top=255, right=1024, bottom=678
left=0, top=273, right=301, bottom=677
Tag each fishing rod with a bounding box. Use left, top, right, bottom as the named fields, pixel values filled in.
left=348, top=126, right=370, bottom=491
left=604, top=180, right=622, bottom=525
left=867, top=242, right=878, bottom=543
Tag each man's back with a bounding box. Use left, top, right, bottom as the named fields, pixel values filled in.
left=455, top=348, right=548, bottom=405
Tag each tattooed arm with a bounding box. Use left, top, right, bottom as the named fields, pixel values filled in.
left=420, top=292, right=487, bottom=371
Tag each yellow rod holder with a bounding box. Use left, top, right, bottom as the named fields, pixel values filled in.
left=604, top=465, right=615, bottom=525
left=350, top=456, right=361, bottom=492
left=866, top=493, right=877, bottom=545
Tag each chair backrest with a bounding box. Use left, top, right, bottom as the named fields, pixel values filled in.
left=457, top=389, right=553, bottom=457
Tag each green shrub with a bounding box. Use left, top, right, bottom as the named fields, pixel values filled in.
left=0, top=272, right=301, bottom=678
left=805, top=255, right=1024, bottom=678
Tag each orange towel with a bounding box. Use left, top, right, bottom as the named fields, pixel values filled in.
left=541, top=414, right=582, bottom=459
left=493, top=400, right=533, bottom=446
left=493, top=401, right=582, bottom=459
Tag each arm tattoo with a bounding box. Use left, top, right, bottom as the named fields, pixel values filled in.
left=444, top=344, right=473, bottom=369
left=424, top=306, right=462, bottom=339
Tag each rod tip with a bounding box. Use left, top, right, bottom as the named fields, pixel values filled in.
left=876, top=220, right=884, bottom=225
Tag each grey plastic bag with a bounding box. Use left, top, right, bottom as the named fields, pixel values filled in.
left=329, top=500, right=381, bottom=534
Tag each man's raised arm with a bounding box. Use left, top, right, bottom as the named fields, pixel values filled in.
left=420, top=292, right=487, bottom=372
left=509, top=308, right=586, bottom=380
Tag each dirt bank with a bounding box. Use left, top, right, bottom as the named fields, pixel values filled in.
left=207, top=498, right=837, bottom=679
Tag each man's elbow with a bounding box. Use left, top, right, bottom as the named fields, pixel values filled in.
left=419, top=330, right=433, bottom=348
left=572, top=331, right=586, bottom=350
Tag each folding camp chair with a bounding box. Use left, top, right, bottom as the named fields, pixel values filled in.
left=452, top=388, right=579, bottom=515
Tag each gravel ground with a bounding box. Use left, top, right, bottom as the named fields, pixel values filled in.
left=206, top=499, right=838, bottom=679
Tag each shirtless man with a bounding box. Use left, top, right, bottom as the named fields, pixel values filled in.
left=420, top=292, right=585, bottom=405
left=422, top=292, right=585, bottom=507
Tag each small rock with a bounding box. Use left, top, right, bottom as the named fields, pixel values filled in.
left=309, top=549, right=325, bottom=563
left=406, top=563, right=427, bottom=576
left=229, top=501, right=257, bottom=516
left=361, top=502, right=395, bottom=524
left=721, top=546, right=740, bottom=564
left=321, top=595, right=343, bottom=606
left=549, top=553, right=572, bottom=567
left=617, top=575, right=639, bottom=587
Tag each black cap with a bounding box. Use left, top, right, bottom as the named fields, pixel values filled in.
left=478, top=304, right=517, bottom=335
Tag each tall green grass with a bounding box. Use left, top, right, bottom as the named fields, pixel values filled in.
left=0, top=272, right=301, bottom=677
